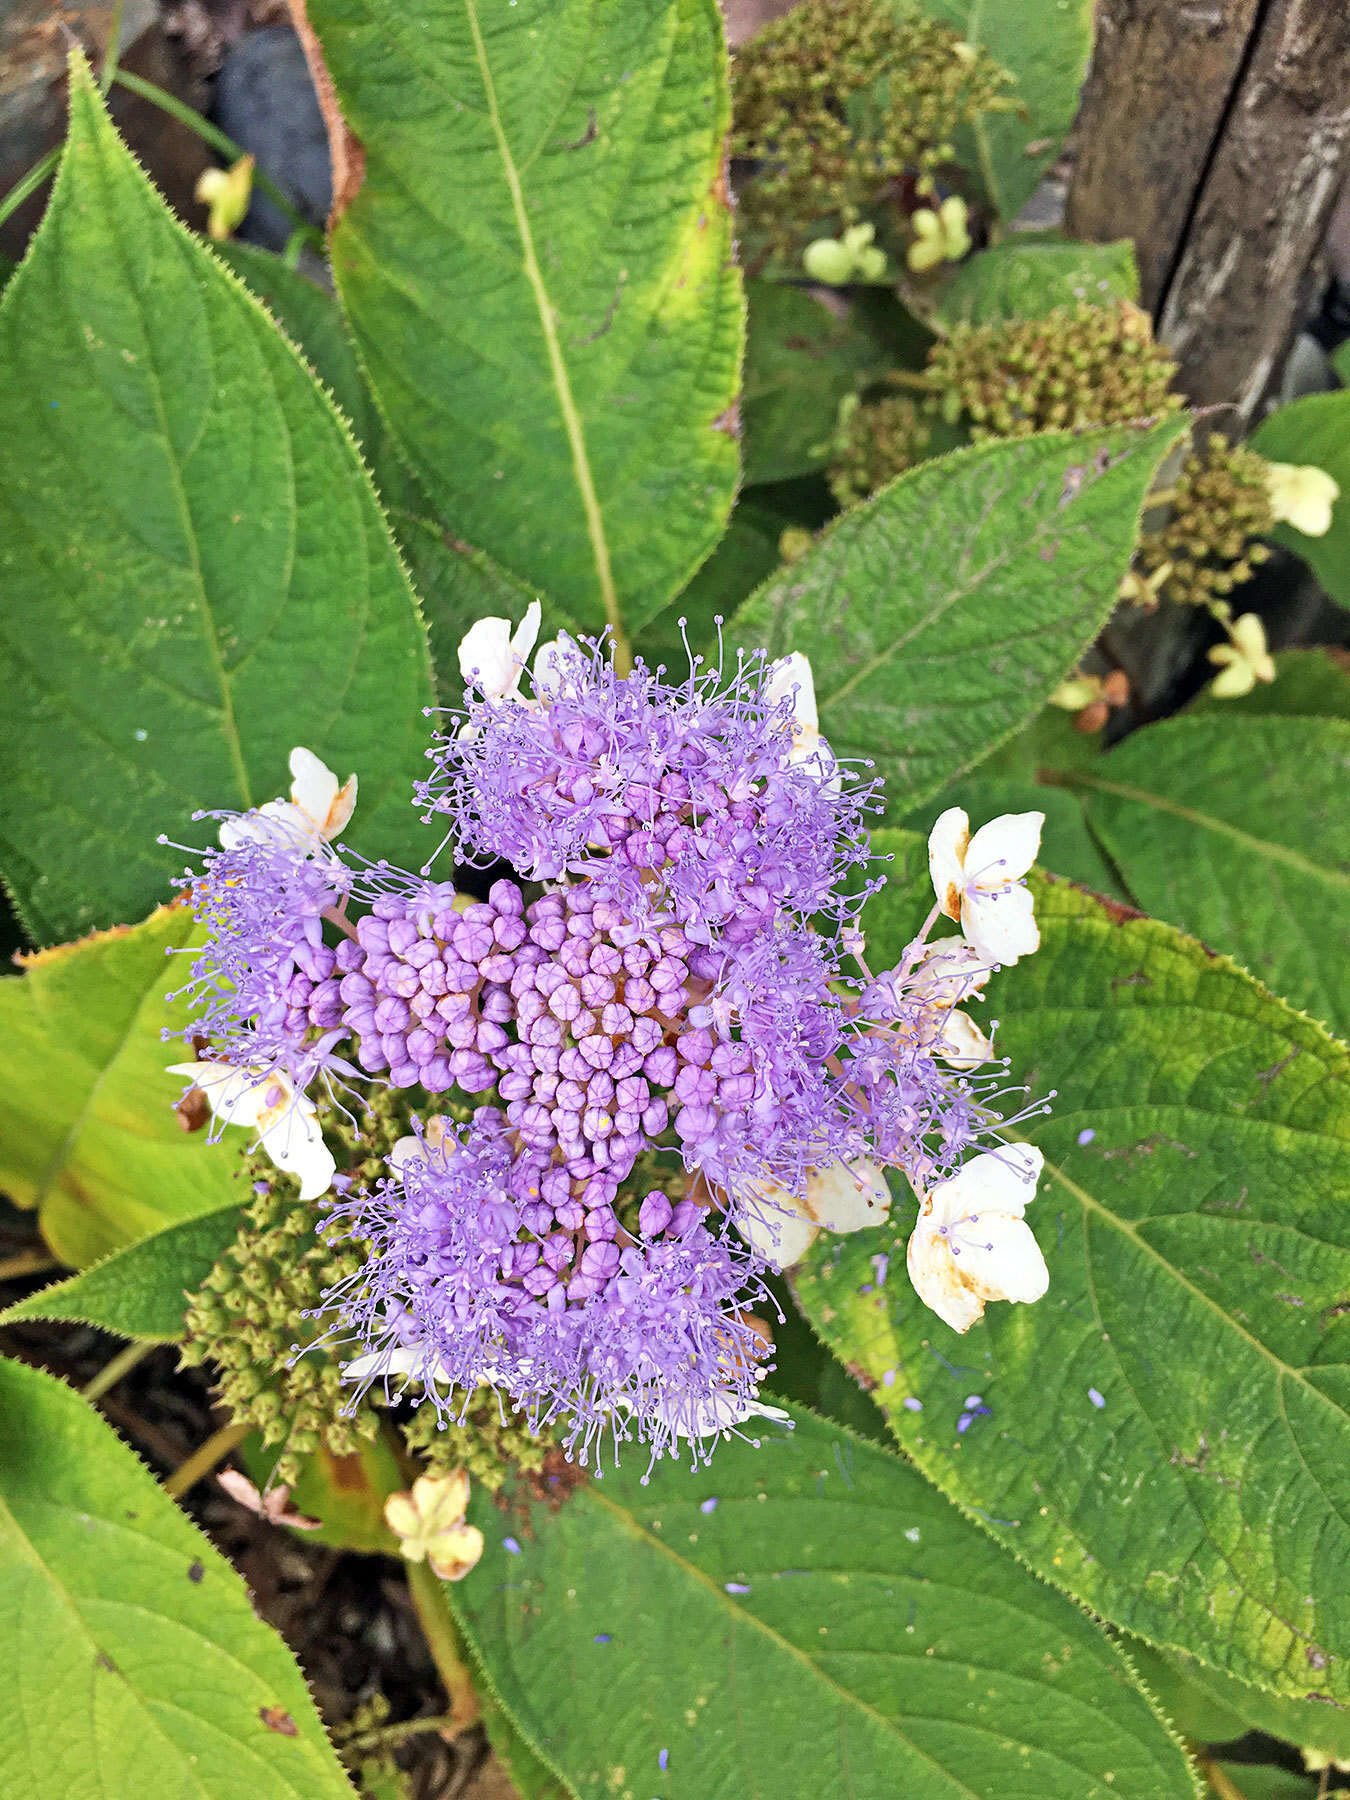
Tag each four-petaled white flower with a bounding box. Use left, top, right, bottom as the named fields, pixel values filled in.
left=1207, top=612, right=1276, bottom=699
left=1265, top=461, right=1340, bottom=538
left=166, top=1061, right=336, bottom=1200
left=458, top=601, right=542, bottom=701
left=928, top=808, right=1043, bottom=968
left=384, top=1471, right=485, bottom=1581
left=738, top=1156, right=891, bottom=1269
left=907, top=1143, right=1048, bottom=1334
left=218, top=746, right=357, bottom=854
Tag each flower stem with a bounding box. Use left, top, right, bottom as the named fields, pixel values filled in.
left=82, top=1339, right=155, bottom=1402
left=0, top=1247, right=58, bottom=1282
left=404, top=1557, right=481, bottom=1737
left=346, top=1710, right=458, bottom=1753
left=164, top=1419, right=249, bottom=1499
left=0, top=149, right=60, bottom=235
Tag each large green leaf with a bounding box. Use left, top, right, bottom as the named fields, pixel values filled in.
left=936, top=236, right=1139, bottom=327
left=0, top=60, right=432, bottom=945
left=918, top=0, right=1094, bottom=221
left=797, top=843, right=1350, bottom=1700
left=742, top=280, right=891, bottom=485
left=0, top=1358, right=355, bottom=1799
left=1057, top=715, right=1350, bottom=1040
left=1250, top=394, right=1350, bottom=608
left=454, top=1402, right=1195, bottom=1799
left=0, top=906, right=243, bottom=1269
left=307, top=0, right=743, bottom=638
left=0, top=1202, right=245, bottom=1339
left=731, top=418, right=1188, bottom=819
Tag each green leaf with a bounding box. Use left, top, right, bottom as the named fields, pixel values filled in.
left=306, top=0, right=743, bottom=638
left=1188, top=649, right=1350, bottom=723
left=0, top=1203, right=245, bottom=1339
left=480, top=1695, right=577, bottom=1800
left=237, top=1436, right=403, bottom=1556
left=1057, top=715, right=1350, bottom=1040
left=917, top=0, right=1094, bottom=220
left=731, top=418, right=1189, bottom=819
left=645, top=503, right=784, bottom=665
left=1250, top=393, right=1350, bottom=607
left=1126, top=1637, right=1350, bottom=1761
left=936, top=236, right=1139, bottom=327
left=797, top=847, right=1350, bottom=1700
left=453, top=1402, right=1196, bottom=1800
left=0, top=1358, right=355, bottom=1798
left=0, top=905, right=244, bottom=1268
left=1212, top=1767, right=1321, bottom=1800
left=0, top=59, right=433, bottom=945
left=742, top=280, right=892, bottom=485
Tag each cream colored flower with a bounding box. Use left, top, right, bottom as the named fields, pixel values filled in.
left=458, top=602, right=542, bottom=701
left=196, top=155, right=254, bottom=240
left=217, top=746, right=357, bottom=854
left=166, top=1061, right=336, bottom=1200
left=738, top=1157, right=891, bottom=1269
left=928, top=808, right=1042, bottom=967
left=907, top=1144, right=1049, bottom=1334
left=384, top=1472, right=484, bottom=1581
left=1207, top=612, right=1276, bottom=698
left=907, top=196, right=971, bottom=273
left=1265, top=461, right=1339, bottom=537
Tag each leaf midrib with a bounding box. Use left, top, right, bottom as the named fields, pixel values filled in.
left=1060, top=770, right=1350, bottom=892
left=578, top=1479, right=1151, bottom=1800
left=461, top=0, right=624, bottom=658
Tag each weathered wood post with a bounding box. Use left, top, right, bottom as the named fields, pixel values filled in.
left=1067, top=0, right=1350, bottom=431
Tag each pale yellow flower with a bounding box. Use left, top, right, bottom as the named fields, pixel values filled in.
left=1265, top=461, right=1339, bottom=537
left=384, top=1472, right=485, bottom=1581
left=195, top=156, right=255, bottom=241
left=907, top=197, right=971, bottom=273
left=1207, top=612, right=1276, bottom=698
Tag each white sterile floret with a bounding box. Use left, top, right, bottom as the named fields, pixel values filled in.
left=167, top=1061, right=336, bottom=1200
left=928, top=807, right=1043, bottom=967
left=458, top=601, right=541, bottom=701
left=906, top=1144, right=1048, bottom=1334
left=1207, top=612, right=1276, bottom=699
left=669, top=1390, right=793, bottom=1442
left=1265, top=461, right=1340, bottom=537
left=218, top=746, right=357, bottom=854
left=738, top=1157, right=891, bottom=1269
left=766, top=650, right=840, bottom=789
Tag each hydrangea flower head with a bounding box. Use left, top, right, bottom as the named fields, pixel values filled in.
left=166, top=623, right=1053, bottom=1467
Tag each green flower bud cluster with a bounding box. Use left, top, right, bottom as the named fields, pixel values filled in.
left=331, top=1693, right=413, bottom=1799
left=731, top=0, right=1010, bottom=259
left=1136, top=438, right=1275, bottom=610
left=402, top=1388, right=551, bottom=1496
left=181, top=1168, right=377, bottom=1488
left=827, top=390, right=931, bottom=508
left=926, top=302, right=1183, bottom=439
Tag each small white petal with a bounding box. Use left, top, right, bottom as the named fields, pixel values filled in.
left=910, top=936, right=991, bottom=1006
left=169, top=1061, right=273, bottom=1128
left=964, top=811, right=1043, bottom=891
left=906, top=1219, right=986, bottom=1333
left=510, top=599, right=542, bottom=667
left=936, top=1009, right=992, bottom=1069
left=288, top=747, right=339, bottom=827
left=738, top=1180, right=819, bottom=1269
left=388, top=1135, right=426, bottom=1179
left=257, top=1104, right=335, bottom=1201
left=458, top=614, right=533, bottom=700
left=672, top=1390, right=792, bottom=1441
left=1266, top=462, right=1340, bottom=537
left=962, top=881, right=1039, bottom=967
left=955, top=1216, right=1050, bottom=1305
left=928, top=808, right=970, bottom=920
left=931, top=1144, right=1044, bottom=1227
left=802, top=1158, right=890, bottom=1233
left=766, top=652, right=819, bottom=738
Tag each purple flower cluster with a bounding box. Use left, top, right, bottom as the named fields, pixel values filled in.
left=174, top=632, right=1034, bottom=1467
left=331, top=1118, right=776, bottom=1465
left=416, top=637, right=878, bottom=941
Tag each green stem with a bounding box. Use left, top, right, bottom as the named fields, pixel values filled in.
left=405, top=1558, right=482, bottom=1737
left=109, top=69, right=323, bottom=246
left=0, top=1247, right=58, bottom=1282
left=346, top=1711, right=458, bottom=1753
left=99, top=0, right=127, bottom=95
left=82, top=1339, right=155, bottom=1402
left=0, top=149, right=60, bottom=235
left=164, top=1418, right=249, bottom=1498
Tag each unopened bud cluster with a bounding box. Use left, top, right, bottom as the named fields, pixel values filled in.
left=402, top=1387, right=550, bottom=1495
left=1136, top=438, right=1274, bottom=610
left=181, top=1172, right=377, bottom=1485
left=731, top=0, right=1009, bottom=259
left=827, top=392, right=931, bottom=508
left=926, top=302, right=1182, bottom=441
